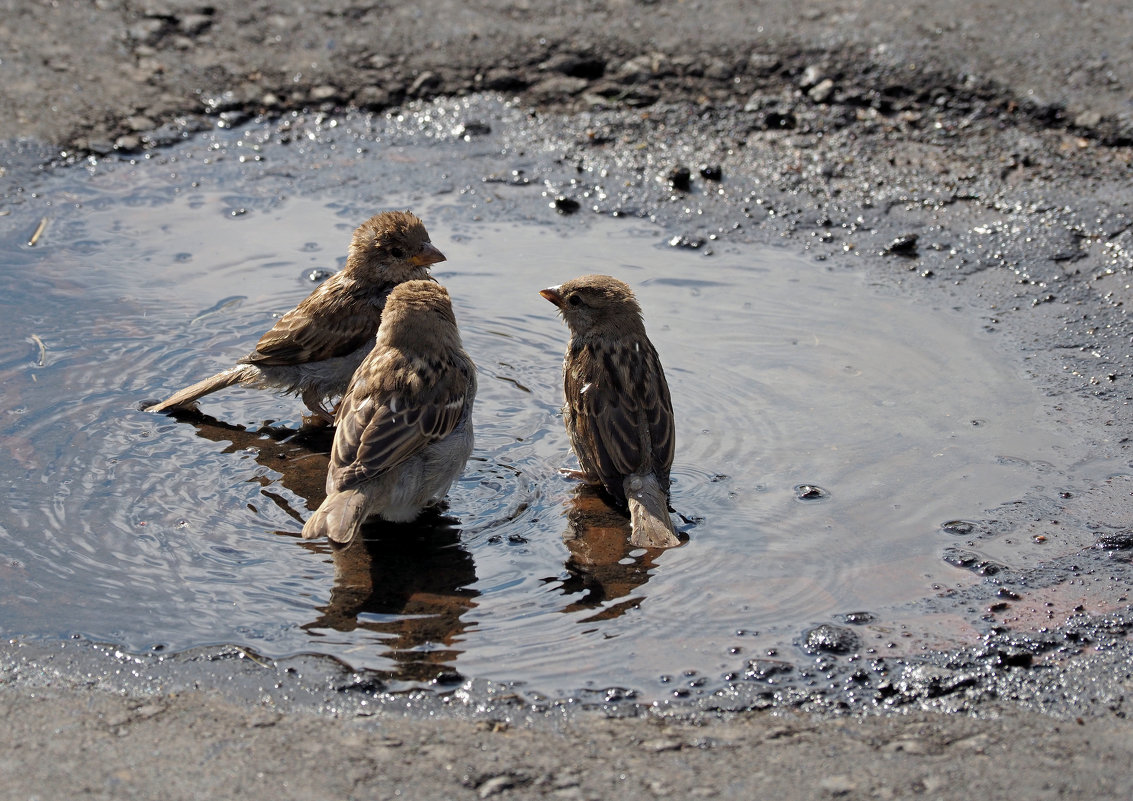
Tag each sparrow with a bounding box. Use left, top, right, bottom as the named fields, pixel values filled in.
left=301, top=279, right=476, bottom=544
left=541, top=274, right=680, bottom=549
left=147, top=210, right=446, bottom=422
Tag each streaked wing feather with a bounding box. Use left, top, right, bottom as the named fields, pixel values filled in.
left=329, top=354, right=470, bottom=491
left=567, top=338, right=675, bottom=499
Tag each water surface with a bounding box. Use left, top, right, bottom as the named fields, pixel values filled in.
left=0, top=119, right=1111, bottom=698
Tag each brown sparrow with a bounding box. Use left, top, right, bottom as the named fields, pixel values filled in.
left=541, top=274, right=680, bottom=549
left=147, top=210, right=446, bottom=421
left=301, top=280, right=476, bottom=544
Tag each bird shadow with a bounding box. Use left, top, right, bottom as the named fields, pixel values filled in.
left=300, top=514, right=480, bottom=684
left=176, top=409, right=480, bottom=683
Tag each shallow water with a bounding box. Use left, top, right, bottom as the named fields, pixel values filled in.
left=0, top=110, right=1114, bottom=698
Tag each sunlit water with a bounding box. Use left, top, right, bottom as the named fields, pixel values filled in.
left=0, top=119, right=1112, bottom=698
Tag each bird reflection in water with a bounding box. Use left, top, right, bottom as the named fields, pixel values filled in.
left=177, top=410, right=479, bottom=684
left=551, top=483, right=661, bottom=623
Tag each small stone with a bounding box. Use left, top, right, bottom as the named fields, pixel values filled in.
left=114, top=134, right=142, bottom=151
left=178, top=13, right=213, bottom=36
left=641, top=737, right=683, bottom=752
left=808, top=78, right=835, bottom=103
left=478, top=775, right=516, bottom=798
left=309, top=85, right=339, bottom=103
left=699, top=164, right=723, bottom=181
left=800, top=64, right=825, bottom=88
left=528, top=76, right=589, bottom=102
left=802, top=624, right=859, bottom=655
left=1074, top=110, right=1103, bottom=129
left=540, top=53, right=606, bottom=79
left=668, top=166, right=692, bottom=191
left=553, top=196, right=580, bottom=215
left=793, top=484, right=829, bottom=501
left=748, top=53, right=780, bottom=75
left=882, top=738, right=932, bottom=755
left=124, top=115, right=155, bottom=132
left=352, top=86, right=391, bottom=109
left=479, top=68, right=526, bottom=91
left=367, top=53, right=393, bottom=70
left=884, top=233, right=919, bottom=257
left=819, top=775, right=856, bottom=796
left=1095, top=530, right=1133, bottom=550
left=408, top=71, right=441, bottom=96
left=128, top=19, right=165, bottom=44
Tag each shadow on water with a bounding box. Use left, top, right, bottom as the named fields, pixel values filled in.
left=0, top=101, right=1125, bottom=699
left=167, top=409, right=482, bottom=684
left=302, top=517, right=480, bottom=685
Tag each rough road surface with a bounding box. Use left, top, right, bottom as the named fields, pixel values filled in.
left=3, top=1, right=1133, bottom=799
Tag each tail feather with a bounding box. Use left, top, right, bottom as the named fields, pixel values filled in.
left=302, top=489, right=368, bottom=545
left=146, top=365, right=258, bottom=413
left=624, top=473, right=681, bottom=549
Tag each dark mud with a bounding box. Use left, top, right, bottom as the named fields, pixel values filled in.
left=3, top=1, right=1133, bottom=798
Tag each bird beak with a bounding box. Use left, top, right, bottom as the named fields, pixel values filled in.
left=540, top=286, right=565, bottom=308
left=410, top=241, right=447, bottom=267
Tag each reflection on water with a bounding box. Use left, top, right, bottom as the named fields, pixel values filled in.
left=553, top=485, right=660, bottom=623
left=0, top=120, right=1117, bottom=699
left=304, top=519, right=479, bottom=685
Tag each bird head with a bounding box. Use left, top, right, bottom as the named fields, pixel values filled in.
left=540, top=274, right=645, bottom=337
left=345, top=210, right=446, bottom=284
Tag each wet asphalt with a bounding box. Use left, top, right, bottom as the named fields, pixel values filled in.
left=2, top=1, right=1132, bottom=798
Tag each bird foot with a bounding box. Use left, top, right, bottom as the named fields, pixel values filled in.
left=559, top=468, right=599, bottom=484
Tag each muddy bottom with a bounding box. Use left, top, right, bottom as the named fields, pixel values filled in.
left=0, top=105, right=1121, bottom=699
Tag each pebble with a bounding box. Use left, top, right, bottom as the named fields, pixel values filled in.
left=528, top=76, right=589, bottom=103
left=540, top=53, right=606, bottom=79
left=808, top=78, right=835, bottom=103
left=802, top=623, right=859, bottom=655
left=179, top=13, right=213, bottom=36
left=114, top=134, right=142, bottom=151
left=882, top=738, right=932, bottom=755
left=800, top=64, right=825, bottom=88
left=884, top=233, right=919, bottom=256
left=125, top=115, right=156, bottom=132
left=699, top=164, right=723, bottom=181
left=1074, top=110, right=1103, bottom=129
left=819, top=775, right=856, bottom=795
left=408, top=71, right=441, bottom=96
left=478, top=775, right=516, bottom=798
left=668, top=166, right=692, bottom=191
left=309, top=85, right=340, bottom=103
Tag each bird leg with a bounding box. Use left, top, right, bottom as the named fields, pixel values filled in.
left=302, top=388, right=336, bottom=425
left=559, top=467, right=600, bottom=484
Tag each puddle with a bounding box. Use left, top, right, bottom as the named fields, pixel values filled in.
left=0, top=110, right=1118, bottom=699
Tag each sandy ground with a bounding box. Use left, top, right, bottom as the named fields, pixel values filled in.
left=3, top=1, right=1133, bottom=799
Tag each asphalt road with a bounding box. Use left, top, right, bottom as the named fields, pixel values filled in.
left=2, top=1, right=1133, bottom=799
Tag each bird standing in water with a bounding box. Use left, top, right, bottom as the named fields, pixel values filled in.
left=301, top=280, right=476, bottom=545
left=147, top=210, right=446, bottom=422
left=541, top=274, right=680, bottom=549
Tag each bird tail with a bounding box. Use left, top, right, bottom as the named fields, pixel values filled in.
left=623, top=473, right=681, bottom=549
left=302, top=489, right=368, bottom=545
left=146, top=365, right=258, bottom=413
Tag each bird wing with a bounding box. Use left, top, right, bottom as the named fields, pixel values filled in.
left=566, top=338, right=674, bottom=500
left=329, top=350, right=472, bottom=491
left=244, top=278, right=385, bottom=366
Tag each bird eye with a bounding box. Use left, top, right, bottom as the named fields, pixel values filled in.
left=568, top=294, right=582, bottom=307
left=390, top=246, right=406, bottom=260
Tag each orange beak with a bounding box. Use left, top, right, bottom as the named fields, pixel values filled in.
left=540, top=286, right=565, bottom=308
left=410, top=241, right=447, bottom=267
